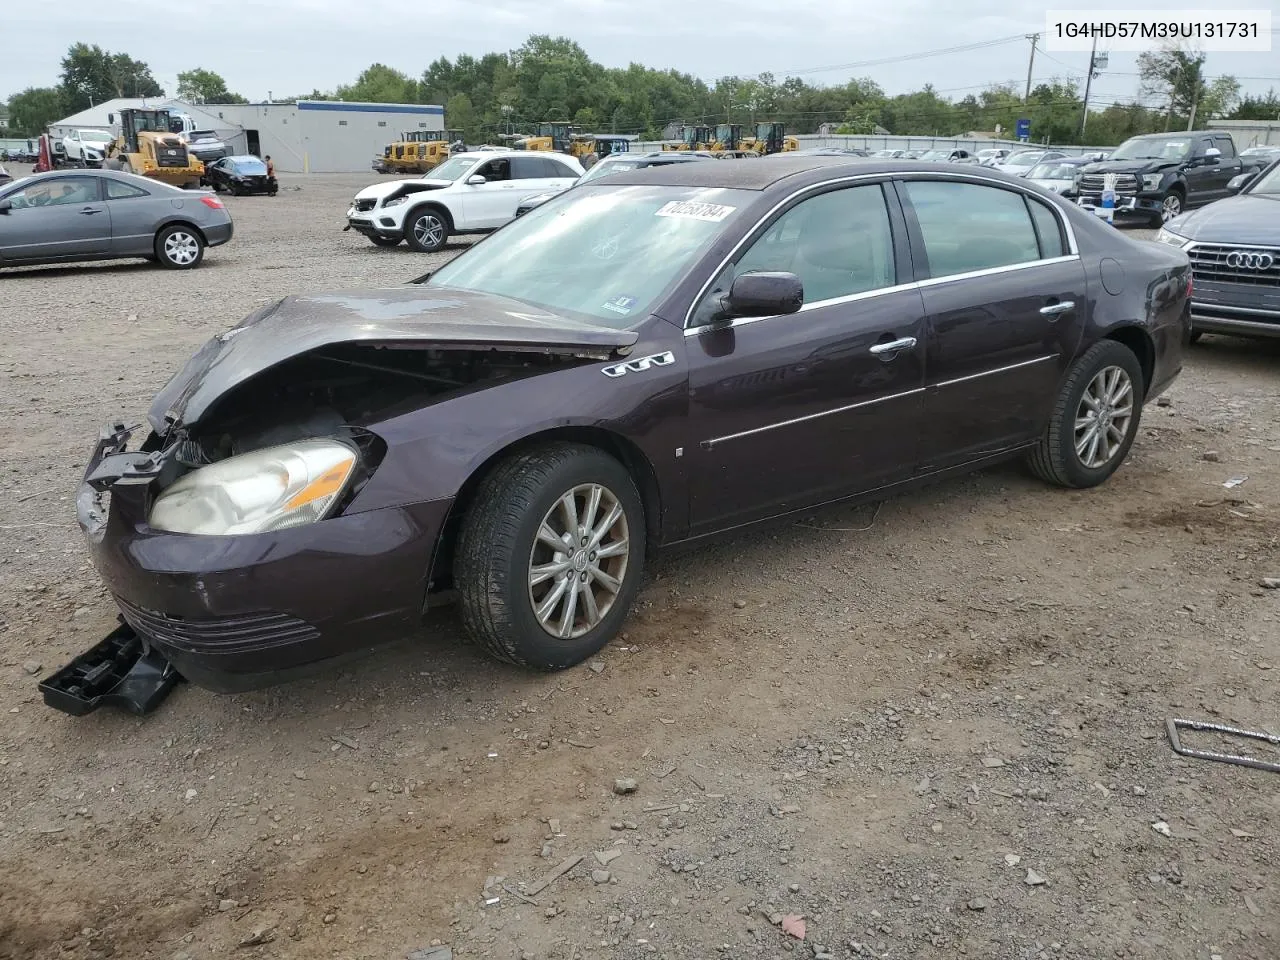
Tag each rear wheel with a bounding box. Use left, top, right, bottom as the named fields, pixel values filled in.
left=1027, top=340, right=1145, bottom=488
left=405, top=207, right=450, bottom=253
left=456, top=443, right=645, bottom=670
left=154, top=225, right=204, bottom=269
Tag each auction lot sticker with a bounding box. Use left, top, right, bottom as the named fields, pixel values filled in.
left=656, top=200, right=736, bottom=222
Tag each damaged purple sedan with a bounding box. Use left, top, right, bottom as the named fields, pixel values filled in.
left=47, top=157, right=1191, bottom=714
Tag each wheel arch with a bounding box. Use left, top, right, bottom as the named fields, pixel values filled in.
left=1101, top=324, right=1155, bottom=397
left=424, top=425, right=663, bottom=603
left=155, top=218, right=209, bottom=246
left=406, top=200, right=455, bottom=232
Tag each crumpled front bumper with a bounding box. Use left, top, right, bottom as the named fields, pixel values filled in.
left=73, top=423, right=452, bottom=694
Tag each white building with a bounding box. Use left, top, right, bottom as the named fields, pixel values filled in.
left=1208, top=119, right=1280, bottom=148
left=47, top=98, right=445, bottom=173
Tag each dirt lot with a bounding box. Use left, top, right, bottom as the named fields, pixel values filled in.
left=1, top=169, right=1278, bottom=960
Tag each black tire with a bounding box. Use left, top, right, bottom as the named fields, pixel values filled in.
left=455, top=443, right=646, bottom=670
left=404, top=206, right=450, bottom=253
left=1027, top=340, right=1145, bottom=489
left=369, top=235, right=401, bottom=248
left=154, top=224, right=205, bottom=270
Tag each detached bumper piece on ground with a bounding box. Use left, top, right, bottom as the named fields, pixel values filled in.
left=39, top=620, right=183, bottom=716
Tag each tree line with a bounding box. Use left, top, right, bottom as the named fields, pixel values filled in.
left=7, top=38, right=1271, bottom=147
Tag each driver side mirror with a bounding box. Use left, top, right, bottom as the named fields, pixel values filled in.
left=467, top=174, right=488, bottom=185
left=1227, top=173, right=1253, bottom=194
left=718, top=271, right=804, bottom=320
left=0, top=198, right=11, bottom=214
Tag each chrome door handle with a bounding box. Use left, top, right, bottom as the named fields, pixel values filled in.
left=1040, top=301, right=1075, bottom=316
left=869, top=336, right=918, bottom=356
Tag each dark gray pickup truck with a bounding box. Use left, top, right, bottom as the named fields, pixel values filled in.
left=1076, top=131, right=1260, bottom=226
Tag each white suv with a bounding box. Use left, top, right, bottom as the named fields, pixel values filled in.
left=345, top=150, right=583, bottom=252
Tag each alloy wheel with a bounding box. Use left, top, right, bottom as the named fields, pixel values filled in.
left=1161, top=194, right=1182, bottom=222
left=527, top=483, right=631, bottom=640
left=164, top=231, right=199, bottom=265
left=413, top=214, right=444, bottom=248
left=1074, top=365, right=1134, bottom=469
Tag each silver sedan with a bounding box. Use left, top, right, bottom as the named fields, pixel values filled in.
left=0, top=169, right=234, bottom=270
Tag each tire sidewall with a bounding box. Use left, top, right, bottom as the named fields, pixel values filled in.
left=405, top=207, right=448, bottom=253
left=1056, top=343, right=1145, bottom=487
left=498, top=452, right=645, bottom=669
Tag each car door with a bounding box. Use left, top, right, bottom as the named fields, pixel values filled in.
left=685, top=180, right=928, bottom=534
left=896, top=177, right=1087, bottom=472
left=0, top=175, right=111, bottom=262
left=1210, top=136, right=1243, bottom=197
left=104, top=176, right=160, bottom=255
left=464, top=157, right=521, bottom=228
left=1185, top=137, right=1223, bottom=202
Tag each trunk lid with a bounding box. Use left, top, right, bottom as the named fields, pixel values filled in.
left=148, top=287, right=639, bottom=432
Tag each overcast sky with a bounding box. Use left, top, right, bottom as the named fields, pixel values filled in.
left=7, top=0, right=1278, bottom=111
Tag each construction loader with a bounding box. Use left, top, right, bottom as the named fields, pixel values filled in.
left=740, top=123, right=800, bottom=156
left=663, top=125, right=712, bottom=152
left=104, top=108, right=204, bottom=188
left=514, top=122, right=575, bottom=153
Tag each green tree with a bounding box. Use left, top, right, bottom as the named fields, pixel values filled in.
left=176, top=68, right=247, bottom=104
left=59, top=43, right=163, bottom=112
left=445, top=93, right=478, bottom=141
left=1138, top=45, right=1238, bottom=127
left=335, top=64, right=419, bottom=104
left=1230, top=88, right=1280, bottom=120
left=7, top=87, right=67, bottom=136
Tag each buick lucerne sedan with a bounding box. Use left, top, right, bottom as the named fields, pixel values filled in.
left=72, top=158, right=1190, bottom=697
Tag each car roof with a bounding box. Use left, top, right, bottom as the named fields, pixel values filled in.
left=225, top=155, right=264, bottom=162
left=603, top=157, right=1031, bottom=191
left=454, top=149, right=548, bottom=161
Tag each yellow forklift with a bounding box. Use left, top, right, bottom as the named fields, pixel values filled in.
left=663, top=125, right=712, bottom=152
left=514, top=122, right=575, bottom=153
left=740, top=122, right=800, bottom=156
left=105, top=108, right=204, bottom=188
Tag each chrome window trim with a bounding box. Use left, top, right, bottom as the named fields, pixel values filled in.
left=1187, top=240, right=1280, bottom=254
left=703, top=387, right=926, bottom=449
left=682, top=169, right=1080, bottom=331
left=684, top=256, right=1081, bottom=337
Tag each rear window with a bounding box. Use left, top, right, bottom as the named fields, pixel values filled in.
left=231, top=158, right=268, bottom=175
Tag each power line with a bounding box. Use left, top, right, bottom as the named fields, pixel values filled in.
left=770, top=34, right=1027, bottom=79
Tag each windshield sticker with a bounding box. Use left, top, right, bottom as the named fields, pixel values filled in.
left=601, top=295, right=638, bottom=316
left=655, top=200, right=736, bottom=222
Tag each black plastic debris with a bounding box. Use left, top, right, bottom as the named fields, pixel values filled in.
left=39, top=621, right=183, bottom=717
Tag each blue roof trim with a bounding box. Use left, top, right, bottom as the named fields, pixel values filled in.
left=297, top=101, right=443, bottom=115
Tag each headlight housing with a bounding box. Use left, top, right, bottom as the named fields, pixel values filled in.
left=382, top=195, right=409, bottom=208
left=1155, top=227, right=1190, bottom=248
left=1141, top=173, right=1163, bottom=191
left=149, top=439, right=357, bottom=536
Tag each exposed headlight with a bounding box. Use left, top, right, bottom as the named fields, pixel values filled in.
left=1141, top=173, right=1163, bottom=191
left=382, top=195, right=409, bottom=208
left=1155, top=227, right=1190, bottom=248
left=149, top=440, right=357, bottom=536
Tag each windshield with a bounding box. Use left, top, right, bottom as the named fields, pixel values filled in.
left=1029, top=162, right=1078, bottom=179
left=1247, top=162, right=1280, bottom=195
left=230, top=158, right=268, bottom=174
left=190, top=130, right=218, bottom=141
left=579, top=159, right=648, bottom=183
left=919, top=150, right=949, bottom=161
left=82, top=131, right=114, bottom=143
left=421, top=156, right=475, bottom=182
left=428, top=185, right=753, bottom=326
left=1111, top=137, right=1190, bottom=161
left=1004, top=152, right=1041, bottom=167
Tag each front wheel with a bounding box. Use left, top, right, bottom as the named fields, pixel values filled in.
left=1026, top=340, right=1145, bottom=488
left=455, top=443, right=645, bottom=670
left=1156, top=190, right=1183, bottom=225
left=404, top=207, right=449, bottom=253
left=154, top=225, right=205, bottom=269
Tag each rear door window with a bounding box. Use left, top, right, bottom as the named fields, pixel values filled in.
left=903, top=180, right=1041, bottom=278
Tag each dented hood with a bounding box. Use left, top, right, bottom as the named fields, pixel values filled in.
left=148, top=286, right=639, bottom=432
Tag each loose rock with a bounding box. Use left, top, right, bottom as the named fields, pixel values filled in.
left=1024, top=869, right=1048, bottom=886
left=591, top=870, right=611, bottom=884
left=967, top=898, right=991, bottom=911
left=1202, top=451, right=1222, bottom=463
left=594, top=849, right=621, bottom=866
left=1259, top=578, right=1280, bottom=590
left=613, top=778, right=638, bottom=795
left=407, top=948, right=453, bottom=960
left=22, top=661, right=42, bottom=676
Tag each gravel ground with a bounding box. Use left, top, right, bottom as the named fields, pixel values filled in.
left=1, top=169, right=1278, bottom=960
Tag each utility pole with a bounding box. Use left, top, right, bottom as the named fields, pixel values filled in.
left=1080, top=36, right=1097, bottom=137
left=1024, top=34, right=1039, bottom=101
left=1186, top=100, right=1198, bottom=131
